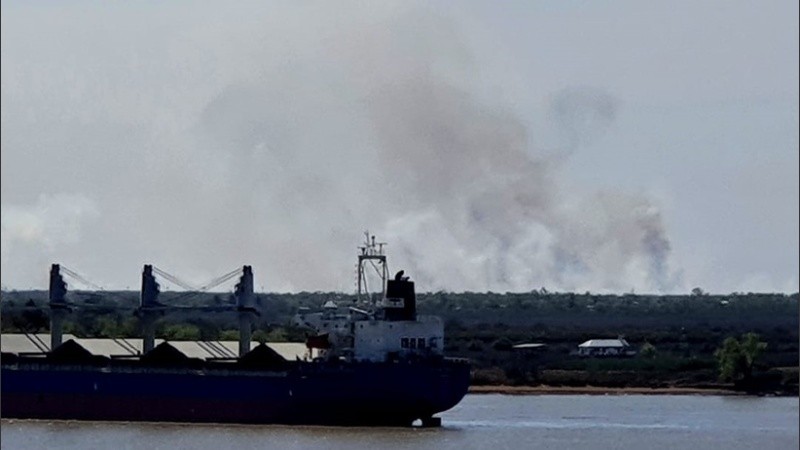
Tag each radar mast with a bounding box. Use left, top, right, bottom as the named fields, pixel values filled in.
left=356, top=231, right=387, bottom=305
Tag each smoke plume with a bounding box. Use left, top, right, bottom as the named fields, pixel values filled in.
left=1, top=2, right=679, bottom=293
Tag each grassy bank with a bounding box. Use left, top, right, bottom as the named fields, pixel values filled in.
left=468, top=385, right=742, bottom=396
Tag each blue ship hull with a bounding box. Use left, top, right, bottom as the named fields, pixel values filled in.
left=1, top=360, right=470, bottom=426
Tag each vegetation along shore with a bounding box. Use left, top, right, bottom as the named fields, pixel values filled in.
left=2, top=289, right=797, bottom=396
left=470, top=385, right=750, bottom=396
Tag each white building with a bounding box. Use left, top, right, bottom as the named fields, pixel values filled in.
left=577, top=338, right=636, bottom=357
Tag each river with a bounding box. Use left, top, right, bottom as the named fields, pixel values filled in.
left=2, top=394, right=797, bottom=449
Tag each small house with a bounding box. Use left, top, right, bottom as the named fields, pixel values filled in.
left=577, top=338, right=635, bottom=357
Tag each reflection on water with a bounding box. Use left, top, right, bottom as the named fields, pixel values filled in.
left=3, top=395, right=798, bottom=450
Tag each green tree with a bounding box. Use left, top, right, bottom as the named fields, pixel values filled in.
left=259, top=327, right=288, bottom=343
left=252, top=329, right=270, bottom=343
left=162, top=324, right=201, bottom=341
left=714, top=333, right=767, bottom=383
left=739, top=332, right=768, bottom=377
left=639, top=342, right=657, bottom=359
left=219, top=329, right=239, bottom=341
left=21, top=300, right=48, bottom=332
left=96, top=315, right=120, bottom=338
left=120, top=318, right=140, bottom=338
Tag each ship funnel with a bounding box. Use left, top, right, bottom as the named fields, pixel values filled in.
left=235, top=265, right=256, bottom=357
left=49, top=264, right=69, bottom=350
left=384, top=270, right=416, bottom=321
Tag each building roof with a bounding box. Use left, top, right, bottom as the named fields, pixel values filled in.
left=73, top=336, right=165, bottom=356
left=512, top=343, right=547, bottom=349
left=578, top=339, right=629, bottom=348
left=1, top=334, right=307, bottom=361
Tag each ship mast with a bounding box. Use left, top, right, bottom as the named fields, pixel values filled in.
left=356, top=231, right=387, bottom=306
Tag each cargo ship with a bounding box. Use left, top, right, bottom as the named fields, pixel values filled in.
left=0, top=235, right=470, bottom=426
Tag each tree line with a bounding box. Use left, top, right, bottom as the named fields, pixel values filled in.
left=1, top=289, right=797, bottom=393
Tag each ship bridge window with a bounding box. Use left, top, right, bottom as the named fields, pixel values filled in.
left=402, top=337, right=429, bottom=350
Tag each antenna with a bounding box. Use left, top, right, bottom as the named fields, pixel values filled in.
left=356, top=231, right=387, bottom=305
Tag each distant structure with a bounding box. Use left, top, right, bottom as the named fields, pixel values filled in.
left=48, top=264, right=70, bottom=351
left=235, top=265, right=256, bottom=357
left=511, top=343, right=547, bottom=351
left=577, top=338, right=636, bottom=357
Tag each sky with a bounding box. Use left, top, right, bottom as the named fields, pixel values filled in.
left=1, top=1, right=797, bottom=294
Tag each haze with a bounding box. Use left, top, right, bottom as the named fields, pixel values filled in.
left=1, top=1, right=797, bottom=294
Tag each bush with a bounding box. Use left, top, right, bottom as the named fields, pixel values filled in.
left=640, top=342, right=657, bottom=359
left=467, top=340, right=484, bottom=352
left=219, top=330, right=239, bottom=341
left=162, top=324, right=201, bottom=341
left=471, top=367, right=509, bottom=385
left=539, top=370, right=589, bottom=387
left=492, top=338, right=513, bottom=351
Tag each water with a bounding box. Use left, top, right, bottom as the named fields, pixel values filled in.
left=2, top=395, right=798, bottom=450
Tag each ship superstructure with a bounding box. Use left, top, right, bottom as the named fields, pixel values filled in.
left=295, top=233, right=444, bottom=365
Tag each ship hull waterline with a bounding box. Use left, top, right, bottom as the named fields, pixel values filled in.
left=1, top=361, right=470, bottom=426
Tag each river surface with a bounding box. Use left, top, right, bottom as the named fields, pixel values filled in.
left=2, top=394, right=798, bottom=449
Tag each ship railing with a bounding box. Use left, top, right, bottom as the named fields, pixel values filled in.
left=204, top=356, right=239, bottom=362
left=16, top=351, right=48, bottom=357
left=109, top=354, right=141, bottom=360
left=444, top=357, right=471, bottom=364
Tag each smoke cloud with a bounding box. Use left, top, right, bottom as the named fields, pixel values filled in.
left=1, top=2, right=679, bottom=293
left=1, top=194, right=99, bottom=287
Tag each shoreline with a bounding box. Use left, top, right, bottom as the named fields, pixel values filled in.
left=468, top=385, right=747, bottom=396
